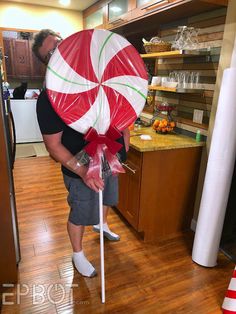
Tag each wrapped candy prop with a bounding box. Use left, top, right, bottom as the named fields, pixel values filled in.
left=46, top=29, right=148, bottom=178
left=45, top=29, right=148, bottom=302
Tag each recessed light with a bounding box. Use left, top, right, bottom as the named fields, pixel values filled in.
left=110, top=6, right=122, bottom=13
left=59, top=0, right=71, bottom=6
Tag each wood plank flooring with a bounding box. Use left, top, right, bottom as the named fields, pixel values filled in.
left=1, top=156, right=234, bottom=313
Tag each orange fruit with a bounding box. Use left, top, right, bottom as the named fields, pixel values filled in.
left=154, top=120, right=160, bottom=127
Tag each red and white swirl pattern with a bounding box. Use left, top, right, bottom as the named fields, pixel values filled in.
left=46, top=29, right=148, bottom=134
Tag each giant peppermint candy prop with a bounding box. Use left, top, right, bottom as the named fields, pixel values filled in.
left=46, top=29, right=148, bottom=176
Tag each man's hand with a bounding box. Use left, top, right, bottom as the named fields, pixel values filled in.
left=42, top=132, right=104, bottom=192
left=79, top=166, right=104, bottom=192
left=82, top=176, right=104, bottom=193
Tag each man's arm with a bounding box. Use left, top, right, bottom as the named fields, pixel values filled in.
left=123, top=128, right=130, bottom=152
left=43, top=132, right=104, bottom=192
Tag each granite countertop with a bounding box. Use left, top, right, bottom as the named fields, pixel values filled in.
left=130, top=127, right=205, bottom=152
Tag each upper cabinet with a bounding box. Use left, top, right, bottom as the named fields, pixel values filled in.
left=137, top=0, right=151, bottom=6
left=83, top=1, right=107, bottom=29
left=83, top=0, right=228, bottom=33
left=83, top=0, right=188, bottom=30
left=106, top=0, right=135, bottom=29
left=4, top=38, right=46, bottom=80
left=108, top=0, right=129, bottom=20
left=84, top=7, right=104, bottom=29
left=11, top=39, right=31, bottom=79
left=132, top=0, right=184, bottom=20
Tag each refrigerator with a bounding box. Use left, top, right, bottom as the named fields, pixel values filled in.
left=0, top=79, right=21, bottom=272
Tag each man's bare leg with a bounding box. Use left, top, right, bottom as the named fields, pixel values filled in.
left=67, top=221, right=96, bottom=277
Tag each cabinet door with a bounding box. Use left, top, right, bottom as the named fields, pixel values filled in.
left=12, top=39, right=31, bottom=79
left=106, top=0, right=134, bottom=29
left=29, top=40, right=46, bottom=79
left=132, top=0, right=184, bottom=21
left=108, top=0, right=129, bottom=21
left=84, top=8, right=104, bottom=29
left=3, top=38, right=15, bottom=78
left=136, top=0, right=158, bottom=7
left=4, top=38, right=45, bottom=80
left=30, top=52, right=46, bottom=79
left=117, top=148, right=142, bottom=230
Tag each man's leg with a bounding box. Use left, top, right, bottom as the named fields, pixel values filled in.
left=93, top=205, right=120, bottom=241
left=67, top=221, right=84, bottom=252
left=103, top=205, right=109, bottom=223
left=67, top=221, right=96, bottom=277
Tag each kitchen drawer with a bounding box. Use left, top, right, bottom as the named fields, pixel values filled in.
left=126, top=147, right=142, bottom=168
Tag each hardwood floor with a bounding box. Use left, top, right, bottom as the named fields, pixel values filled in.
left=1, top=156, right=234, bottom=313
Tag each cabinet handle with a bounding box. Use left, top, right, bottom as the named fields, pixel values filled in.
left=122, top=163, right=136, bottom=174
left=141, top=0, right=168, bottom=10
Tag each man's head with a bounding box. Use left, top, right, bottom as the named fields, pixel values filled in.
left=32, top=29, right=62, bottom=65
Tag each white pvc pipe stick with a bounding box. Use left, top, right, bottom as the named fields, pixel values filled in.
left=192, top=67, right=236, bottom=267
left=230, top=34, right=236, bottom=68
left=99, top=168, right=105, bottom=303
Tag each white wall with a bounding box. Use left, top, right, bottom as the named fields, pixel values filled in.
left=0, top=1, right=83, bottom=38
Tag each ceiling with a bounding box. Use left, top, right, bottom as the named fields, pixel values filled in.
left=2, top=0, right=99, bottom=11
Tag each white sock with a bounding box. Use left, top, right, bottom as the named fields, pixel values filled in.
left=94, top=223, right=119, bottom=239
left=73, top=251, right=96, bottom=277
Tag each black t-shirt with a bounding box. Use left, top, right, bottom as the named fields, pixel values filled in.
left=36, top=89, right=126, bottom=178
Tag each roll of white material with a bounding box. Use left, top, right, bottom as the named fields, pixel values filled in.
left=231, top=35, right=236, bottom=68
left=192, top=67, right=236, bottom=267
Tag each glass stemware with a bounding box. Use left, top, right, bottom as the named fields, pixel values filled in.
left=172, top=26, right=200, bottom=50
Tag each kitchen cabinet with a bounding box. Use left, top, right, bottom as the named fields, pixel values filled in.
left=118, top=148, right=142, bottom=229
left=137, top=0, right=152, bottom=6
left=83, top=0, right=227, bottom=33
left=108, top=0, right=129, bottom=20
left=12, top=39, right=31, bottom=79
left=84, top=7, right=104, bottom=29
left=3, top=38, right=46, bottom=80
left=106, top=0, right=135, bottom=29
left=116, top=133, right=203, bottom=241
left=29, top=42, right=46, bottom=79
left=136, top=0, right=180, bottom=7
left=132, top=0, right=184, bottom=21
left=83, top=0, right=185, bottom=30
left=83, top=0, right=108, bottom=29
left=3, top=38, right=14, bottom=78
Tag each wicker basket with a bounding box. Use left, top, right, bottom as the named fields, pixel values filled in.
left=143, top=42, right=172, bottom=53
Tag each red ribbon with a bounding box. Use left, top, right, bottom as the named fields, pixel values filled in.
left=83, top=126, right=125, bottom=180
left=84, top=126, right=123, bottom=157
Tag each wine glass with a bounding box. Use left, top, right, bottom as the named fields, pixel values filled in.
left=172, top=26, right=200, bottom=50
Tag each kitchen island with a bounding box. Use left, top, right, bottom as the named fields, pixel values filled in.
left=116, top=128, right=204, bottom=241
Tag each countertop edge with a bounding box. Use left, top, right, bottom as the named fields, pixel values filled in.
left=130, top=141, right=205, bottom=152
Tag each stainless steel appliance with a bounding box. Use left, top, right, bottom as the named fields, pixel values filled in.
left=0, top=79, right=20, bottom=266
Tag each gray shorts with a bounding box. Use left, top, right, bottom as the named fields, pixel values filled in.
left=63, top=174, right=118, bottom=226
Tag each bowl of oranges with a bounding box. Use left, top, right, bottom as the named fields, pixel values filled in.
left=152, top=118, right=175, bottom=134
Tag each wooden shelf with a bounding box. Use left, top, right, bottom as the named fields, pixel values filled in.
left=141, top=49, right=210, bottom=59
left=148, top=85, right=204, bottom=93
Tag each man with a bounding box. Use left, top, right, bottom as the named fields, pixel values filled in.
left=32, top=29, right=130, bottom=278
